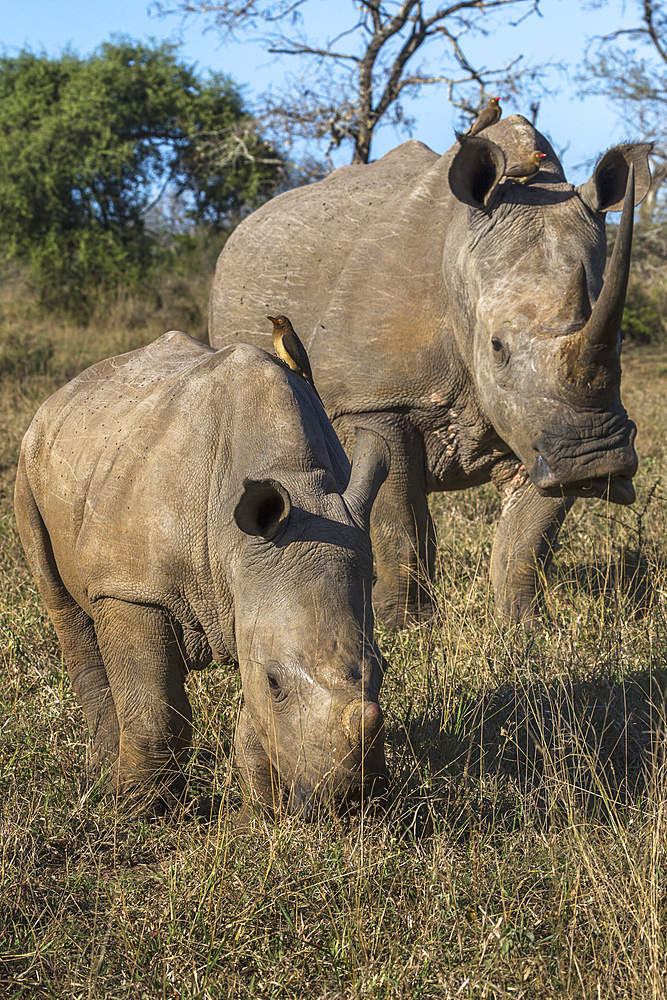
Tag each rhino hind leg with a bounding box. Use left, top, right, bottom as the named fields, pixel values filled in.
left=54, top=604, right=121, bottom=767
left=335, top=414, right=435, bottom=629
left=92, top=598, right=193, bottom=805
left=490, top=479, right=575, bottom=623
left=14, top=455, right=120, bottom=775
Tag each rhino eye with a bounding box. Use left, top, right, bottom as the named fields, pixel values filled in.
left=491, top=337, right=509, bottom=366
left=266, top=666, right=286, bottom=701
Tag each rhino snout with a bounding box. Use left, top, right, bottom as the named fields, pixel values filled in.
left=527, top=410, right=638, bottom=506
left=287, top=763, right=388, bottom=820
left=288, top=775, right=318, bottom=822
left=285, top=699, right=387, bottom=819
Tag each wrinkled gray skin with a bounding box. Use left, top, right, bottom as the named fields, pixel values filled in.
left=209, top=116, right=652, bottom=627
left=15, top=333, right=391, bottom=817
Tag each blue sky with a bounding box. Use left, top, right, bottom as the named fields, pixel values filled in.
left=2, top=0, right=641, bottom=183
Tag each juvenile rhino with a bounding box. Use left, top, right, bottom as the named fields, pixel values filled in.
left=209, top=116, right=652, bottom=627
left=15, top=333, right=390, bottom=817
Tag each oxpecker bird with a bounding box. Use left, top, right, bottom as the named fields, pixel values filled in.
left=268, top=314, right=321, bottom=401
left=504, top=150, right=547, bottom=183
left=458, top=97, right=502, bottom=139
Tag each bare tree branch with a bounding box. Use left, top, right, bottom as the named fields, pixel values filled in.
left=153, top=0, right=550, bottom=165
left=581, top=0, right=667, bottom=218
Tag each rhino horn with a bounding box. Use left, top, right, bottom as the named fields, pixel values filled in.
left=342, top=427, right=390, bottom=531
left=568, top=261, right=592, bottom=324
left=579, top=162, right=634, bottom=356
left=341, top=699, right=384, bottom=751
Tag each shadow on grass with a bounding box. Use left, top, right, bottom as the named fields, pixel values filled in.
left=561, top=549, right=655, bottom=619
left=385, top=666, right=667, bottom=841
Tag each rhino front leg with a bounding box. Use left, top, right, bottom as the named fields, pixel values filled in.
left=335, top=414, right=435, bottom=629
left=234, top=705, right=284, bottom=818
left=490, top=470, right=575, bottom=623
left=92, top=599, right=193, bottom=804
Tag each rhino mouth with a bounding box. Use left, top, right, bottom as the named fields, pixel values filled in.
left=287, top=767, right=389, bottom=821
left=531, top=462, right=636, bottom=505
left=538, top=475, right=635, bottom=505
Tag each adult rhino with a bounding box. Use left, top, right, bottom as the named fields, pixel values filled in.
left=15, top=333, right=390, bottom=818
left=209, top=116, right=652, bottom=628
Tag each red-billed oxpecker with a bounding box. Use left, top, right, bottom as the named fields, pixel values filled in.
left=268, top=314, right=322, bottom=402
left=458, top=96, right=502, bottom=139
left=504, top=150, right=547, bottom=183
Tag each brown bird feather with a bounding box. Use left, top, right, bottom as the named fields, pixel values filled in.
left=504, top=150, right=547, bottom=183
left=267, top=314, right=321, bottom=401
left=458, top=97, right=502, bottom=140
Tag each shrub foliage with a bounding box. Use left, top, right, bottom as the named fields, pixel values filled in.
left=0, top=39, right=282, bottom=313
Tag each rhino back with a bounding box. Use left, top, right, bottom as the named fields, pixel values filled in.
left=19, top=333, right=349, bottom=616
left=209, top=141, right=453, bottom=407
left=210, top=139, right=437, bottom=342
left=209, top=119, right=574, bottom=416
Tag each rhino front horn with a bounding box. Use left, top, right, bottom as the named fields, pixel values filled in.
left=580, top=162, right=634, bottom=356
left=342, top=699, right=385, bottom=751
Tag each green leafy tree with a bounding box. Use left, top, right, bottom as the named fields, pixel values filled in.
left=0, top=38, right=282, bottom=310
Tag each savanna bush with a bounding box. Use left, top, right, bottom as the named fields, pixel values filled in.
left=0, top=40, right=282, bottom=319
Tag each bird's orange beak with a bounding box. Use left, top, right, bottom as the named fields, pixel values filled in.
left=267, top=315, right=276, bottom=323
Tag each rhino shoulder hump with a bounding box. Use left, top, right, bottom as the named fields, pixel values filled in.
left=159, top=329, right=211, bottom=349
left=379, top=138, right=439, bottom=162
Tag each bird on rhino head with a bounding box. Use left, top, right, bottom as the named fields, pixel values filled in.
left=456, top=96, right=502, bottom=139
left=504, top=149, right=546, bottom=182
left=209, top=116, right=652, bottom=629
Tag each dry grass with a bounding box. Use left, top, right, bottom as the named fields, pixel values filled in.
left=1, top=282, right=667, bottom=999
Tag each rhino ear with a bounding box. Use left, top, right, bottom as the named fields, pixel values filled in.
left=577, top=142, right=653, bottom=213
left=234, top=478, right=291, bottom=540
left=343, top=428, right=391, bottom=533
left=448, top=135, right=506, bottom=210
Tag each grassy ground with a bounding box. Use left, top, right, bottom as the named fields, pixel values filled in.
left=1, top=283, right=666, bottom=999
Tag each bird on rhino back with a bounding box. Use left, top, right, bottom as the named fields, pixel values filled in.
left=15, top=332, right=390, bottom=818
left=209, top=115, right=652, bottom=629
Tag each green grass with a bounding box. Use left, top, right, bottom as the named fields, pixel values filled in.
left=1, top=290, right=667, bottom=998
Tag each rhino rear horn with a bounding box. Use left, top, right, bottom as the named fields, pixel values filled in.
left=448, top=135, right=506, bottom=210
left=234, top=478, right=291, bottom=539
left=342, top=428, right=391, bottom=532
